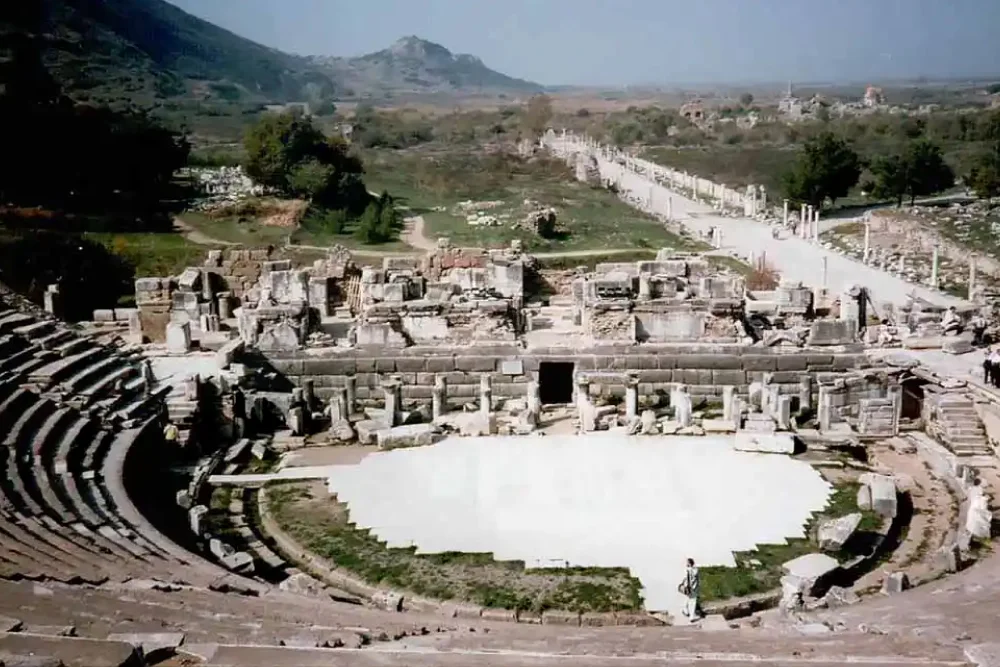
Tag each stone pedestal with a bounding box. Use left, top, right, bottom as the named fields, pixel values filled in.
left=722, top=386, right=736, bottom=421
left=776, top=396, right=793, bottom=430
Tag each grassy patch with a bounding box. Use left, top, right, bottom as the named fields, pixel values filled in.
left=85, top=231, right=212, bottom=279
left=699, top=481, right=881, bottom=602
left=362, top=148, right=701, bottom=253
left=267, top=482, right=643, bottom=613
left=706, top=255, right=753, bottom=276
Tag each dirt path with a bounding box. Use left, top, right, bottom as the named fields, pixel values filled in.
left=400, top=215, right=437, bottom=252
left=172, top=217, right=237, bottom=246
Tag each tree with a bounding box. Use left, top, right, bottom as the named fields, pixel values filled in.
left=376, top=194, right=399, bottom=240
left=869, top=139, right=954, bottom=206
left=904, top=139, right=954, bottom=205
left=967, top=143, right=1000, bottom=200
left=243, top=113, right=367, bottom=213
left=521, top=94, right=553, bottom=139
left=354, top=202, right=383, bottom=244
left=739, top=93, right=754, bottom=107
left=781, top=132, right=862, bottom=208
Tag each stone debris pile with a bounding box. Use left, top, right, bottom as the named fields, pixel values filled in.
left=182, top=166, right=266, bottom=210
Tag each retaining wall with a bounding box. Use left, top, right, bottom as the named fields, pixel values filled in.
left=255, top=344, right=875, bottom=405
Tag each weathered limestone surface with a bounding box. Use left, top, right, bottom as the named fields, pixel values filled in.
left=263, top=345, right=872, bottom=402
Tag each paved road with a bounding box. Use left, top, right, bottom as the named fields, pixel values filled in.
left=548, top=137, right=965, bottom=308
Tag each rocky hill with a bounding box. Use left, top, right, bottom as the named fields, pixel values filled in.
left=11, top=2, right=541, bottom=104
left=25, top=0, right=337, bottom=104
left=312, top=36, right=543, bottom=97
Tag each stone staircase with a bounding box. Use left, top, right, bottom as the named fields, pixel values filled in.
left=935, top=394, right=993, bottom=459
left=530, top=296, right=578, bottom=333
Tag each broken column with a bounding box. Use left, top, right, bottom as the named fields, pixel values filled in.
left=930, top=246, right=940, bottom=289
left=382, top=377, right=402, bottom=428
left=817, top=385, right=833, bottom=431
left=43, top=284, right=61, bottom=316
left=674, top=388, right=692, bottom=427
left=521, top=381, right=541, bottom=430
left=638, top=274, right=652, bottom=300
left=625, top=375, right=639, bottom=420
left=863, top=223, right=871, bottom=263
left=722, top=386, right=736, bottom=421
left=776, top=396, right=793, bottom=430
left=666, top=196, right=673, bottom=221
left=432, top=375, right=447, bottom=420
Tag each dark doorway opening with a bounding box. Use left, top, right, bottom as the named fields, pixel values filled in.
left=539, top=362, right=575, bottom=405
left=900, top=377, right=927, bottom=421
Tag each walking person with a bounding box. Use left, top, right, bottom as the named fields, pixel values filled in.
left=983, top=350, right=993, bottom=386
left=678, top=557, right=700, bottom=622
left=990, top=348, right=1000, bottom=388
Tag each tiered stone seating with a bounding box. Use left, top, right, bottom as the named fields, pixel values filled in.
left=0, top=305, right=252, bottom=590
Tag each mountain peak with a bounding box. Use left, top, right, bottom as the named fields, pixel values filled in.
left=387, top=36, right=452, bottom=62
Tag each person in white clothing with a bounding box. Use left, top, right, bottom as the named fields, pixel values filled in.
left=678, top=558, right=700, bottom=622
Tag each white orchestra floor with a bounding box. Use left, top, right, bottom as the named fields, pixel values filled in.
left=325, top=434, right=833, bottom=614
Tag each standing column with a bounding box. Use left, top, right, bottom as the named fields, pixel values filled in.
left=822, top=256, right=829, bottom=289
left=812, top=209, right=820, bottom=243
left=666, top=196, right=673, bottom=221
left=575, top=376, right=596, bottom=432
left=345, top=375, right=357, bottom=417
left=432, top=375, right=447, bottom=420
left=898, top=254, right=906, bottom=274
left=638, top=274, right=652, bottom=300
left=930, top=246, right=940, bottom=289
left=625, top=375, right=639, bottom=420
left=800, top=205, right=807, bottom=238
left=969, top=254, right=977, bottom=300
left=783, top=199, right=789, bottom=227
left=480, top=375, right=492, bottom=419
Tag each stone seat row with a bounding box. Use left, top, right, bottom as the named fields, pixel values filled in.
left=0, top=380, right=186, bottom=583
left=0, top=308, right=242, bottom=587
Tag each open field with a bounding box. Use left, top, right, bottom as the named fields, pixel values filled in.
left=362, top=148, right=705, bottom=252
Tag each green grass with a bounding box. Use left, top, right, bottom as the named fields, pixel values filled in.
left=706, top=255, right=753, bottom=276
left=699, top=481, right=882, bottom=602
left=267, top=482, right=643, bottom=613
left=85, top=231, right=212, bottom=278
left=362, top=148, right=701, bottom=252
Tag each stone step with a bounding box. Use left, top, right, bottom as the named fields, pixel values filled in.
left=0, top=312, right=35, bottom=334
left=54, top=336, right=93, bottom=357
left=36, top=328, right=76, bottom=351
left=4, top=395, right=55, bottom=448
left=0, top=632, right=140, bottom=667
left=11, top=319, right=56, bottom=340
left=28, top=347, right=106, bottom=388
left=60, top=355, right=127, bottom=395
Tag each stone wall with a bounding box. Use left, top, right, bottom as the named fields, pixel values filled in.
left=257, top=344, right=874, bottom=405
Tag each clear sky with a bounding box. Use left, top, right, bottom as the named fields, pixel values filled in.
left=165, top=0, right=1000, bottom=86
